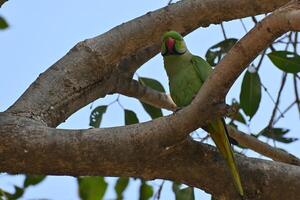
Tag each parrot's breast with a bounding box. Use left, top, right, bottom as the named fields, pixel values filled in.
left=166, top=61, right=202, bottom=107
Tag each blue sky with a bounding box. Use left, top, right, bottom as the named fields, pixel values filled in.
left=0, top=0, right=299, bottom=199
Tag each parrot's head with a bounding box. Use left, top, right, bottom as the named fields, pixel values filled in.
left=161, top=31, right=187, bottom=56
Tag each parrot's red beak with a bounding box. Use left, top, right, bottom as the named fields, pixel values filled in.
left=166, top=37, right=175, bottom=53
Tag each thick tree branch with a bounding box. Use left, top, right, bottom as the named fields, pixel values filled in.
left=228, top=126, right=300, bottom=166
left=1, top=113, right=300, bottom=200
left=6, top=0, right=290, bottom=127
left=115, top=79, right=177, bottom=111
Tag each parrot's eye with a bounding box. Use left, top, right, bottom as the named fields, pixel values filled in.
left=174, top=41, right=187, bottom=54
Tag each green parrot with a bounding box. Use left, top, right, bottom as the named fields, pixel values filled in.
left=161, top=31, right=244, bottom=196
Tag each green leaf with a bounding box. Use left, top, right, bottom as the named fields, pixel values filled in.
left=138, top=77, right=164, bottom=119
left=172, top=182, right=181, bottom=192
left=176, top=187, right=194, bottom=200
left=138, top=77, right=165, bottom=93
left=6, top=186, right=24, bottom=200
left=0, top=16, right=8, bottom=30
left=139, top=180, right=153, bottom=200
left=0, top=188, right=10, bottom=198
left=89, top=106, right=107, bottom=128
left=124, top=109, right=139, bottom=125
left=24, top=175, right=46, bottom=188
left=115, top=177, right=129, bottom=200
left=140, top=103, right=163, bottom=119
left=205, top=38, right=238, bottom=66
left=240, top=70, right=261, bottom=119
left=268, top=51, right=300, bottom=73
left=78, top=176, right=107, bottom=200
left=172, top=183, right=194, bottom=200
left=259, top=127, right=298, bottom=143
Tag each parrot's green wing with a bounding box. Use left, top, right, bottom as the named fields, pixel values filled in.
left=191, top=56, right=212, bottom=82
left=191, top=55, right=244, bottom=196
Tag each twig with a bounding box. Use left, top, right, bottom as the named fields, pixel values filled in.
left=293, top=31, right=298, bottom=54
left=153, top=180, right=165, bottom=200
left=117, top=96, right=125, bottom=110
left=239, top=19, right=248, bottom=33
left=108, top=95, right=120, bottom=106
left=269, top=44, right=276, bottom=51
left=260, top=82, right=278, bottom=109
left=282, top=31, right=293, bottom=51
left=200, top=134, right=210, bottom=143
left=293, top=76, right=300, bottom=119
left=273, top=101, right=296, bottom=124
left=292, top=31, right=300, bottom=119
left=256, top=49, right=267, bottom=71
left=220, top=23, right=227, bottom=39
left=267, top=73, right=287, bottom=127
left=274, top=33, right=290, bottom=44
left=251, top=16, right=258, bottom=24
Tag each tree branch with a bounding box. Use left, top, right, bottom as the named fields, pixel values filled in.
left=6, top=0, right=290, bottom=127
left=115, top=79, right=177, bottom=111
left=1, top=113, right=300, bottom=200
left=227, top=126, right=300, bottom=166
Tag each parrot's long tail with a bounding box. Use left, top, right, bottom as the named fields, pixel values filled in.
left=207, top=119, right=244, bottom=196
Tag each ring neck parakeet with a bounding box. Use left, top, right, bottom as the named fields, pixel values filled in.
left=161, top=31, right=244, bottom=196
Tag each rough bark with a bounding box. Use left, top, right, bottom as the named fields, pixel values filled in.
left=1, top=113, right=300, bottom=200
left=1, top=0, right=300, bottom=199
